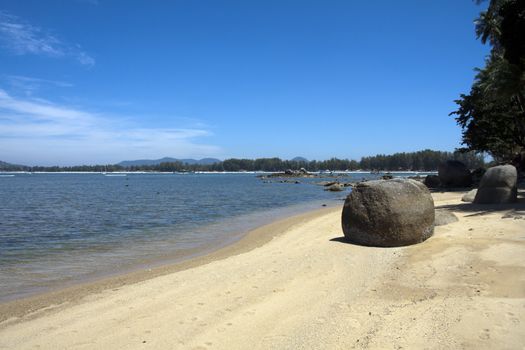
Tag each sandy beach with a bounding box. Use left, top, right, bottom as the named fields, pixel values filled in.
left=1, top=191, right=524, bottom=349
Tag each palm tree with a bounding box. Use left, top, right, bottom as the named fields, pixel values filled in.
left=451, top=0, right=525, bottom=165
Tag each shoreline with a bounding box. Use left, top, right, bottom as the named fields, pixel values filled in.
left=0, top=170, right=438, bottom=174
left=0, top=205, right=340, bottom=326
left=0, top=198, right=341, bottom=304
left=1, top=190, right=524, bottom=348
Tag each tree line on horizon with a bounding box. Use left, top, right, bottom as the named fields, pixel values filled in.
left=2, top=1, right=521, bottom=174
left=0, top=150, right=486, bottom=172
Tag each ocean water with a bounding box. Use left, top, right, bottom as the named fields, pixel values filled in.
left=0, top=172, right=431, bottom=302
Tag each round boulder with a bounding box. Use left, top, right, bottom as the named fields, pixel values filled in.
left=438, top=160, right=472, bottom=187
left=341, top=179, right=435, bottom=247
left=474, top=165, right=518, bottom=204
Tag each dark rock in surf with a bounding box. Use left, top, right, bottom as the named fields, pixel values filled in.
left=325, top=183, right=344, bottom=192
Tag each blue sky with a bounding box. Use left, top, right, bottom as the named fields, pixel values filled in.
left=0, top=1, right=488, bottom=166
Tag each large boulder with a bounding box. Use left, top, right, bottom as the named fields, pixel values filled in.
left=341, top=179, right=435, bottom=247
left=438, top=160, right=472, bottom=187
left=424, top=174, right=441, bottom=188
left=474, top=165, right=518, bottom=204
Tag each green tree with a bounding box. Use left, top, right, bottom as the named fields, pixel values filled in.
left=451, top=0, right=525, bottom=165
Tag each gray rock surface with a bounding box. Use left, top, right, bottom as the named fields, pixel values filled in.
left=474, top=165, right=518, bottom=204
left=434, top=209, right=459, bottom=226
left=317, top=181, right=337, bottom=187
left=341, top=179, right=435, bottom=247
left=461, top=189, right=478, bottom=203
left=438, top=160, right=472, bottom=187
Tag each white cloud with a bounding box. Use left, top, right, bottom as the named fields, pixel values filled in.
left=5, top=75, right=74, bottom=95
left=76, top=51, right=95, bottom=66
left=0, top=89, right=221, bottom=165
left=0, top=11, right=95, bottom=66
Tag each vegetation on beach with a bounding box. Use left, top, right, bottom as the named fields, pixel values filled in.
left=0, top=149, right=485, bottom=172
left=451, top=0, right=525, bottom=165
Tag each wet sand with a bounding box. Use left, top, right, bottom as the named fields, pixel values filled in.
left=1, top=191, right=524, bottom=349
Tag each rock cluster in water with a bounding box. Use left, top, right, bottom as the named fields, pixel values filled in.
left=261, top=168, right=317, bottom=178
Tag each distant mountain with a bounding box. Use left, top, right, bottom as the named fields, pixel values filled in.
left=0, top=160, right=28, bottom=171
left=290, top=156, right=308, bottom=162
left=179, top=158, right=222, bottom=165
left=118, top=157, right=221, bottom=167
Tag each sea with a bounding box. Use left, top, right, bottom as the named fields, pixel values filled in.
left=0, top=171, right=433, bottom=302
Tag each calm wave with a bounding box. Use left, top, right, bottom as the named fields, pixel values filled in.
left=0, top=172, right=430, bottom=301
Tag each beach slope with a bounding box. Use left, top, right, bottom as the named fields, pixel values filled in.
left=1, top=192, right=524, bottom=349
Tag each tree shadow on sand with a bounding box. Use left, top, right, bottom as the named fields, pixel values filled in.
left=435, top=189, right=525, bottom=218
left=329, top=188, right=525, bottom=246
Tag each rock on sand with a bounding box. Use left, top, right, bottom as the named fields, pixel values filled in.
left=474, top=164, right=518, bottom=204
left=438, top=160, right=472, bottom=187
left=341, top=179, right=435, bottom=247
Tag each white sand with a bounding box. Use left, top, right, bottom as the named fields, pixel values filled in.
left=1, top=191, right=524, bottom=349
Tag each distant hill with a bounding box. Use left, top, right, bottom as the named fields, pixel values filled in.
left=291, top=156, right=308, bottom=162
left=118, top=157, right=221, bottom=167
left=0, top=160, right=28, bottom=171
